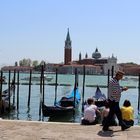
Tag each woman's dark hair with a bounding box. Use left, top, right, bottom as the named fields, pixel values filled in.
left=123, top=99, right=131, bottom=107
left=87, top=98, right=94, bottom=105
left=104, top=100, right=109, bottom=108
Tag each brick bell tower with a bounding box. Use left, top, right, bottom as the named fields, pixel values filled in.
left=64, top=28, right=72, bottom=65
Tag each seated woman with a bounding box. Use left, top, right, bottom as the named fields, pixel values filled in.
left=121, top=99, right=134, bottom=126
left=81, top=98, right=101, bottom=125
left=101, top=100, right=117, bottom=126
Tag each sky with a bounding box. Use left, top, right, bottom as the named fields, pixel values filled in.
left=0, top=0, right=140, bottom=66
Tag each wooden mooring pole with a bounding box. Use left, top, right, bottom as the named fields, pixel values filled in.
left=138, top=74, right=140, bottom=112
left=42, top=65, right=45, bottom=121
left=42, top=66, right=45, bottom=105
left=72, top=68, right=77, bottom=120
left=107, top=69, right=110, bottom=99
left=82, top=65, right=85, bottom=113
left=39, top=65, right=44, bottom=119
left=111, top=65, right=114, bottom=78
left=17, top=71, right=19, bottom=111
left=8, top=70, right=11, bottom=111
left=0, top=71, right=3, bottom=114
left=73, top=68, right=77, bottom=109
left=54, top=68, right=58, bottom=105
left=27, top=69, right=32, bottom=108
left=13, top=70, right=16, bottom=106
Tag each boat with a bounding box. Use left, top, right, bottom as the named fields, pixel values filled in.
left=93, top=86, right=107, bottom=107
left=31, top=75, right=53, bottom=82
left=1, top=80, right=15, bottom=112
left=122, top=76, right=138, bottom=82
left=42, top=105, right=74, bottom=117
left=0, top=76, right=6, bottom=83
left=130, top=77, right=138, bottom=82
left=42, top=88, right=81, bottom=117
left=21, top=75, right=53, bottom=82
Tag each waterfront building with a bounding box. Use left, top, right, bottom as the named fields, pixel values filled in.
left=103, top=54, right=118, bottom=75
left=1, top=66, right=34, bottom=72
left=119, top=63, right=140, bottom=76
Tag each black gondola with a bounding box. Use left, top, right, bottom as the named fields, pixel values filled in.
left=42, top=88, right=81, bottom=117
left=1, top=80, right=15, bottom=113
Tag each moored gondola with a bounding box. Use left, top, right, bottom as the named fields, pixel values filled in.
left=42, top=105, right=74, bottom=117
left=93, top=86, right=107, bottom=107
left=1, top=80, right=15, bottom=113
left=42, top=88, right=81, bottom=117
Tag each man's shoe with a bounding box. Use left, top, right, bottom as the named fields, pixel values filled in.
left=121, top=125, right=130, bottom=131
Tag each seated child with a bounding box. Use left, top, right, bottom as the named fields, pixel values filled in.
left=121, top=99, right=134, bottom=126
left=81, top=98, right=101, bottom=125
left=101, top=100, right=117, bottom=126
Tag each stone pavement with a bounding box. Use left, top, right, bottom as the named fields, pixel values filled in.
left=0, top=119, right=140, bottom=140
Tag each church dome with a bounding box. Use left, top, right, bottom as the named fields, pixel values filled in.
left=92, top=48, right=101, bottom=59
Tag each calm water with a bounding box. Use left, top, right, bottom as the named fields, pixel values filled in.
left=1, top=73, right=140, bottom=125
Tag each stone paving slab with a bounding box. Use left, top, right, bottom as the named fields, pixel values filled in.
left=0, top=119, right=140, bottom=140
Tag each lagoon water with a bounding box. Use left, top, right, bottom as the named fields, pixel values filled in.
left=2, top=73, right=140, bottom=125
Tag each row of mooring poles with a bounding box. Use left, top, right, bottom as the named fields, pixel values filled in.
left=0, top=70, right=17, bottom=114
left=9, top=70, right=16, bottom=112
left=1, top=66, right=140, bottom=119
left=0, top=65, right=46, bottom=120
left=9, top=66, right=45, bottom=119
left=0, top=65, right=47, bottom=120
left=39, top=67, right=58, bottom=119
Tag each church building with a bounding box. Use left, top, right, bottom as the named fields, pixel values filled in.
left=62, top=29, right=118, bottom=75
left=46, top=29, right=118, bottom=75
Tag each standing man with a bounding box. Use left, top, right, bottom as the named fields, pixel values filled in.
left=102, top=70, right=130, bottom=131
